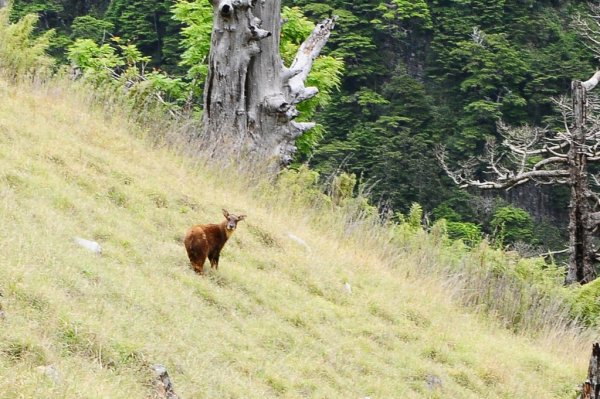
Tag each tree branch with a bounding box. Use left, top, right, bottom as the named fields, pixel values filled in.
left=532, top=156, right=568, bottom=169
left=539, top=248, right=571, bottom=258
left=287, top=17, right=336, bottom=98
left=290, top=121, right=316, bottom=138
left=582, top=71, right=600, bottom=91
left=292, top=86, right=319, bottom=104
left=465, top=169, right=571, bottom=190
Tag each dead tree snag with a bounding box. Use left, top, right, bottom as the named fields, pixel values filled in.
left=203, top=0, right=335, bottom=165
left=437, top=72, right=600, bottom=284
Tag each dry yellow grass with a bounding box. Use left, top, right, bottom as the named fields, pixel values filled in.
left=0, top=78, right=593, bottom=398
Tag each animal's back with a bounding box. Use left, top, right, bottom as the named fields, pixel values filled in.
left=184, top=224, right=224, bottom=259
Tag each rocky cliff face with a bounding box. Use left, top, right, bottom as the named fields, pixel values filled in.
left=504, top=183, right=568, bottom=226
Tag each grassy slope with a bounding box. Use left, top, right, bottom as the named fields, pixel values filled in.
left=0, top=79, right=590, bottom=398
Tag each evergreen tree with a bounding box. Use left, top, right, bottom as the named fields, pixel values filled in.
left=105, top=0, right=182, bottom=71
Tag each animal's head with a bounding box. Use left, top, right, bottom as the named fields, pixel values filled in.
left=223, top=209, right=246, bottom=232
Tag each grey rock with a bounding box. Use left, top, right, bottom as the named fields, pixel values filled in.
left=151, top=364, right=180, bottom=399
left=426, top=374, right=443, bottom=391
left=36, top=365, right=60, bottom=383
left=74, top=237, right=102, bottom=254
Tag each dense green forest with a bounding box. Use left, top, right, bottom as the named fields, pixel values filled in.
left=9, top=0, right=597, bottom=249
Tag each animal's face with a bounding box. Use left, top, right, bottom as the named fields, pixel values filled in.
left=223, top=209, right=246, bottom=231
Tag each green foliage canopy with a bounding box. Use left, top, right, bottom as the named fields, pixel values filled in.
left=0, top=7, right=54, bottom=80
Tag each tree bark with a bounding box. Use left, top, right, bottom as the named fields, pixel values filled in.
left=203, top=0, right=334, bottom=165
left=566, top=81, right=598, bottom=285
left=0, top=0, right=7, bottom=9
left=579, top=343, right=600, bottom=399
left=151, top=364, right=180, bottom=399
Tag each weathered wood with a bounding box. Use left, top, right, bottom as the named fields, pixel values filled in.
left=151, top=364, right=180, bottom=399
left=582, top=71, right=600, bottom=91
left=579, top=343, right=600, bottom=399
left=203, top=0, right=335, bottom=165
left=287, top=17, right=336, bottom=103
left=566, top=81, right=597, bottom=285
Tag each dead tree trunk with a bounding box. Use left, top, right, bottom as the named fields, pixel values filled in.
left=566, top=81, right=598, bottom=284
left=579, top=343, right=600, bottom=399
left=203, top=0, right=334, bottom=165
left=437, top=71, right=600, bottom=285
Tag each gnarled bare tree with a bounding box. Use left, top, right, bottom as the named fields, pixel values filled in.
left=437, top=72, right=600, bottom=285
left=203, top=0, right=335, bottom=165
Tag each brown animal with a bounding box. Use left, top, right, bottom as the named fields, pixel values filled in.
left=184, top=209, right=246, bottom=274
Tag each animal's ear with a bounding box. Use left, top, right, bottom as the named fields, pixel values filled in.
left=222, top=209, right=229, bottom=218
left=237, top=214, right=246, bottom=221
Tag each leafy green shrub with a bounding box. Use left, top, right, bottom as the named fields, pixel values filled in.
left=171, top=0, right=213, bottom=83
left=330, top=173, right=356, bottom=205
left=569, top=278, right=600, bottom=325
left=275, top=165, right=330, bottom=207
left=491, top=206, right=535, bottom=246
left=446, top=221, right=482, bottom=246
left=333, top=174, right=378, bottom=219
left=395, top=202, right=424, bottom=232
left=432, top=203, right=462, bottom=222
left=431, top=191, right=479, bottom=223
left=274, top=166, right=377, bottom=220
left=67, top=38, right=124, bottom=77
left=0, top=7, right=54, bottom=80
left=407, top=202, right=423, bottom=229
left=533, top=221, right=566, bottom=252
left=67, top=38, right=188, bottom=115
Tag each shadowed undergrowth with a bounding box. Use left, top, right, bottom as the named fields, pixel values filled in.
left=0, top=77, right=595, bottom=398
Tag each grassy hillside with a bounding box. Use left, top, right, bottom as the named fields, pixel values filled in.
left=0, top=78, right=593, bottom=398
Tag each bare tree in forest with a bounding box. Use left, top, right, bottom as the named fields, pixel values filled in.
left=202, top=0, right=335, bottom=165
left=437, top=72, right=600, bottom=285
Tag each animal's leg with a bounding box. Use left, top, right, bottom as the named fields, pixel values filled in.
left=185, top=238, right=207, bottom=276
left=191, top=258, right=206, bottom=275
left=209, top=252, right=220, bottom=270
left=189, top=252, right=206, bottom=275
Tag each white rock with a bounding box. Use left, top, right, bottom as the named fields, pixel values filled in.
left=36, top=364, right=60, bottom=383
left=74, top=237, right=102, bottom=254
left=344, top=282, right=352, bottom=294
